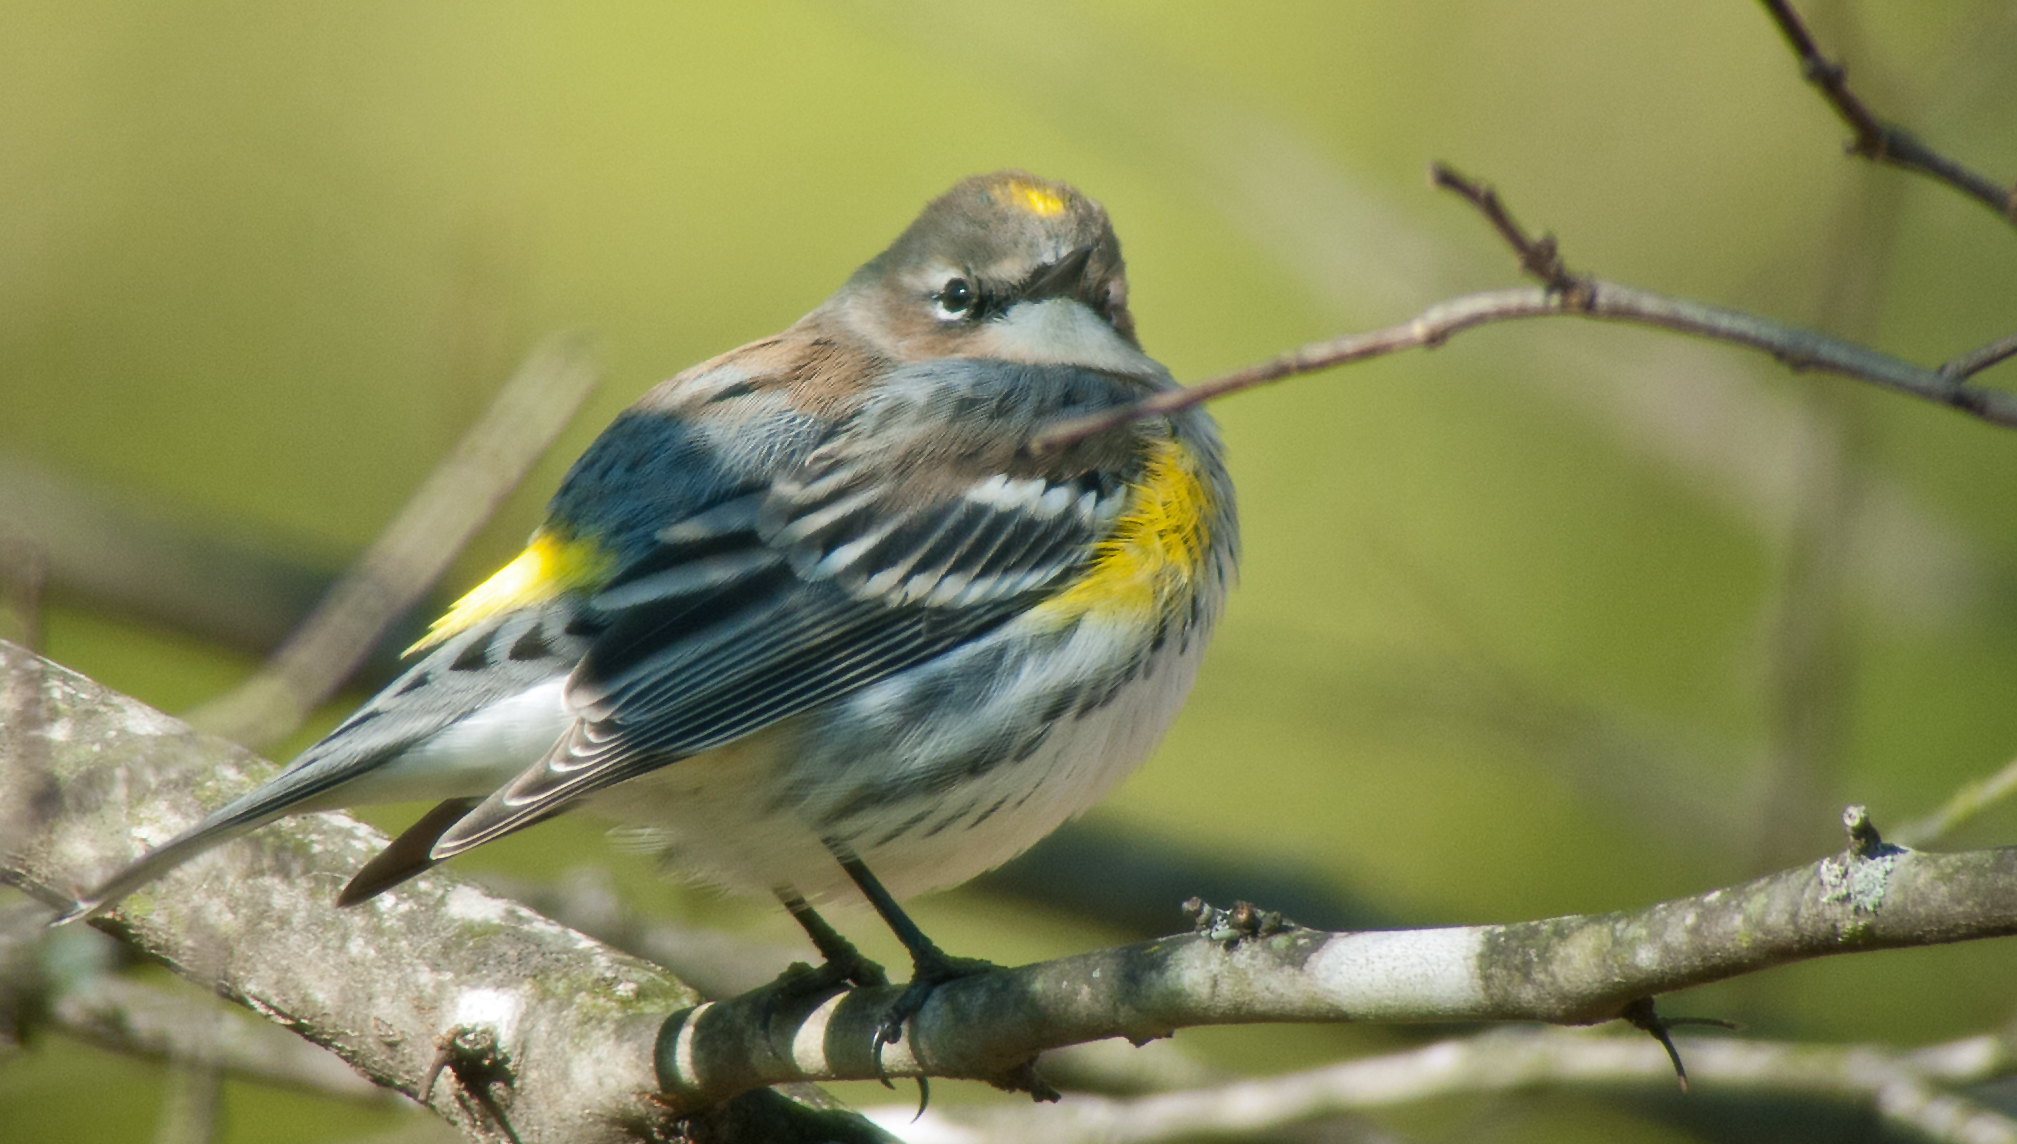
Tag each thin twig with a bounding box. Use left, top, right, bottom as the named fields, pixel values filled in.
left=185, top=334, right=598, bottom=751
left=1032, top=166, right=2015, bottom=452
left=1944, top=332, right=2017, bottom=381
left=1031, top=283, right=2017, bottom=451
left=1428, top=164, right=1581, bottom=293
left=1757, top=0, right=2017, bottom=225
left=48, top=969, right=397, bottom=1104
left=1894, top=752, right=2017, bottom=848
left=861, top=1027, right=2017, bottom=1144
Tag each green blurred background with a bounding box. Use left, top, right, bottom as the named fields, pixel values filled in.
left=4, top=1, right=2016, bottom=1140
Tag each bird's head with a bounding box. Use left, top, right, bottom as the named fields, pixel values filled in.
left=833, top=171, right=1149, bottom=375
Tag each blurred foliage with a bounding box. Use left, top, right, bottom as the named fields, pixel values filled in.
left=4, top=1, right=2017, bottom=1141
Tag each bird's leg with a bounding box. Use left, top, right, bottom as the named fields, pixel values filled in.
left=751, top=889, right=890, bottom=1045
left=829, top=848, right=995, bottom=1060
left=774, top=887, right=889, bottom=991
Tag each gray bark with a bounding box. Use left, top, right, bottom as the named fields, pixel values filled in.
left=0, top=640, right=888, bottom=1143
left=8, top=639, right=2017, bottom=1130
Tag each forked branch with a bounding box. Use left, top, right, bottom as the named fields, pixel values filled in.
left=1758, top=0, right=2017, bottom=225
left=1031, top=165, right=2017, bottom=452
left=12, top=643, right=2017, bottom=1128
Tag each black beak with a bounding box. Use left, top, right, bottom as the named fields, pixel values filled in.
left=1019, top=245, right=1096, bottom=304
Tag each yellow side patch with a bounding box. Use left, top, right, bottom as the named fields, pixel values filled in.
left=407, top=530, right=612, bottom=655
left=1002, top=178, right=1066, bottom=218
left=1036, top=440, right=1211, bottom=624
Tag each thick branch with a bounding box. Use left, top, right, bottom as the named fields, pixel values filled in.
left=1758, top=0, right=2017, bottom=225
left=650, top=809, right=2017, bottom=1107
left=0, top=642, right=891, bottom=1144
left=14, top=649, right=2017, bottom=1125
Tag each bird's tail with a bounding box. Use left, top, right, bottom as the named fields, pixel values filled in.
left=334, top=796, right=480, bottom=906
left=50, top=758, right=365, bottom=925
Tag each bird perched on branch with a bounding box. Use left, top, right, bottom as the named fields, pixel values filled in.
left=60, top=170, right=1238, bottom=1051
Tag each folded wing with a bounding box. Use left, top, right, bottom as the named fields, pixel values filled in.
left=428, top=359, right=1148, bottom=860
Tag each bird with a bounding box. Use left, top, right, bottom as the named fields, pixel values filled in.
left=58, top=169, right=1238, bottom=1051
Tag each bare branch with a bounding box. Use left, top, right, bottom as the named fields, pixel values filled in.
left=1758, top=0, right=2017, bottom=225
left=650, top=807, right=2017, bottom=1108
left=0, top=642, right=894, bottom=1144
left=186, top=335, right=599, bottom=751
left=18, top=640, right=2017, bottom=1125
left=1033, top=168, right=2015, bottom=452
left=1428, top=164, right=1580, bottom=293
left=1945, top=332, right=2017, bottom=381
left=152, top=1057, right=223, bottom=1144
left=0, top=453, right=367, bottom=661
left=864, top=1027, right=2017, bottom=1144
left=51, top=970, right=397, bottom=1105
left=1895, top=751, right=2017, bottom=848
left=1032, top=281, right=2017, bottom=451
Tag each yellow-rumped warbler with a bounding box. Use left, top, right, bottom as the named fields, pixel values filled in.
left=61, top=170, right=1237, bottom=1042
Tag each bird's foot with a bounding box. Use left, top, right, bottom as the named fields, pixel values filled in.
left=773, top=941, right=891, bottom=999
left=873, top=947, right=995, bottom=1061
left=774, top=890, right=891, bottom=994
left=756, top=941, right=891, bottom=1042
left=870, top=946, right=996, bottom=1114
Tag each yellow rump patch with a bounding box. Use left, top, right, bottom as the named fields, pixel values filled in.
left=1037, top=440, right=1211, bottom=623
left=407, top=530, right=612, bottom=655
left=1001, top=179, right=1066, bottom=218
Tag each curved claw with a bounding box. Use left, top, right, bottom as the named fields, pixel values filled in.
left=869, top=990, right=919, bottom=1098
left=871, top=1003, right=906, bottom=1089
left=821, top=848, right=998, bottom=1110
left=867, top=950, right=997, bottom=1094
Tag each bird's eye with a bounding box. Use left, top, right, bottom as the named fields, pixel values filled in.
left=934, top=277, right=976, bottom=320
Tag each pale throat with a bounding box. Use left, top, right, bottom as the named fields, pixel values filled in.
left=975, top=298, right=1157, bottom=377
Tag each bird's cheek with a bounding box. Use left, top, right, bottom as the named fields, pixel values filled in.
left=979, top=299, right=1153, bottom=375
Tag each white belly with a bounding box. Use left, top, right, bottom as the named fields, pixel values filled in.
left=592, top=612, right=1212, bottom=902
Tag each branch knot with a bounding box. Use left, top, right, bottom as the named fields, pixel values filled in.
left=1183, top=897, right=1299, bottom=949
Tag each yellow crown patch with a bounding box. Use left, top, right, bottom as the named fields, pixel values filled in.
left=1001, top=179, right=1066, bottom=218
